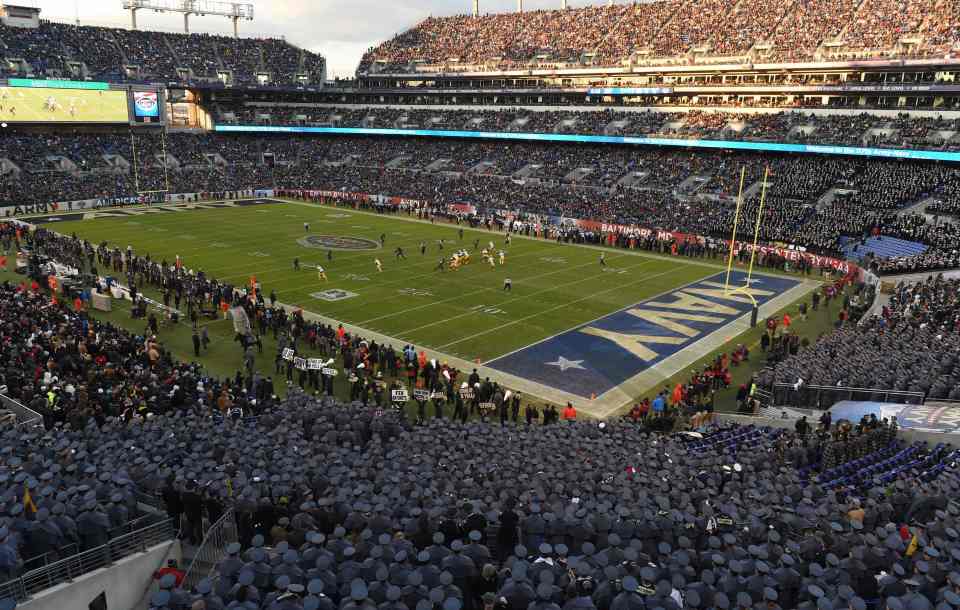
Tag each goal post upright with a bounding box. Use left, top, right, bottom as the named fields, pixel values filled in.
left=745, top=165, right=771, bottom=287
left=723, top=166, right=746, bottom=295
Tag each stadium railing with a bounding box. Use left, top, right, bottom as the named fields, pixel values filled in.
left=182, top=508, right=238, bottom=590
left=0, top=518, right=175, bottom=603
left=771, top=382, right=925, bottom=411
left=0, top=394, right=43, bottom=430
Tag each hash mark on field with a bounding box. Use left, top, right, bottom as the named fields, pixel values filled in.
left=125, top=221, right=141, bottom=226
left=209, top=242, right=231, bottom=248
left=249, top=251, right=271, bottom=258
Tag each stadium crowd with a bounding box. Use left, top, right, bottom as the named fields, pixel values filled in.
left=213, top=105, right=960, bottom=152
left=2, top=293, right=960, bottom=610
left=3, top=131, right=959, bottom=271
left=758, top=274, right=960, bottom=400
left=0, top=21, right=323, bottom=86
left=358, top=0, right=960, bottom=72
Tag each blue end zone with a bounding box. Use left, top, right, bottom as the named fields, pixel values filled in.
left=486, top=271, right=801, bottom=399
left=830, top=401, right=960, bottom=434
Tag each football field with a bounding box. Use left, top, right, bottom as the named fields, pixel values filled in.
left=34, top=198, right=817, bottom=413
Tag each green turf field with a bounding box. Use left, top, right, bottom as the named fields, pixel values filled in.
left=45, top=199, right=713, bottom=364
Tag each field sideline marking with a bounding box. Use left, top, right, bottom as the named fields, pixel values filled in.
left=357, top=251, right=641, bottom=326
left=436, top=266, right=680, bottom=350
left=280, top=198, right=796, bottom=277
left=393, top=256, right=658, bottom=336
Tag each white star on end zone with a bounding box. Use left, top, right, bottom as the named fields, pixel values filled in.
left=546, top=356, right=586, bottom=372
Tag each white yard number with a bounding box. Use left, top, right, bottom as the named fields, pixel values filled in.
left=399, top=288, right=434, bottom=297
left=344, top=273, right=370, bottom=282
left=540, top=257, right=566, bottom=264
left=470, top=304, right=506, bottom=316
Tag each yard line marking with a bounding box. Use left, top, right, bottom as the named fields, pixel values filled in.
left=281, top=198, right=803, bottom=283
left=436, top=267, right=679, bottom=350
left=356, top=253, right=636, bottom=326
left=391, top=256, right=656, bottom=335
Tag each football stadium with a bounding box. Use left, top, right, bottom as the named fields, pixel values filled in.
left=0, top=1, right=959, bottom=609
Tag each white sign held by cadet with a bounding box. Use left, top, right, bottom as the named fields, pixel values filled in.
left=459, top=388, right=475, bottom=400
left=308, top=358, right=323, bottom=370
left=282, top=348, right=295, bottom=361
left=321, top=367, right=339, bottom=377
left=294, top=357, right=308, bottom=371
left=391, top=389, right=409, bottom=403
left=479, top=402, right=496, bottom=412
left=412, top=389, right=431, bottom=401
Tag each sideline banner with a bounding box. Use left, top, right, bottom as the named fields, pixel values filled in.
left=1, top=189, right=275, bottom=217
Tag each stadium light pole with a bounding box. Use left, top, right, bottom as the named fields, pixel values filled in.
left=517, top=0, right=523, bottom=12
left=120, top=0, right=254, bottom=37
left=473, top=0, right=479, bottom=16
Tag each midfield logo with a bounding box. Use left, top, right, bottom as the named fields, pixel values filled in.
left=298, top=235, right=379, bottom=251
left=311, top=289, right=359, bottom=302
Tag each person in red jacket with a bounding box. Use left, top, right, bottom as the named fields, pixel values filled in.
left=562, top=403, right=577, bottom=421
left=154, top=559, right=185, bottom=587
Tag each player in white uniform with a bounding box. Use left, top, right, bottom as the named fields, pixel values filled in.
left=317, top=265, right=327, bottom=281
left=498, top=250, right=505, bottom=265
left=375, top=258, right=383, bottom=272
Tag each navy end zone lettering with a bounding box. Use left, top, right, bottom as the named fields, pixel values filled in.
left=487, top=271, right=801, bottom=399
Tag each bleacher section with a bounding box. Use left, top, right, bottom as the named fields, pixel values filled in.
left=841, top=235, right=930, bottom=262
left=212, top=105, right=960, bottom=153
left=0, top=21, right=324, bottom=86
left=1, top=131, right=958, bottom=274
left=358, top=0, right=960, bottom=73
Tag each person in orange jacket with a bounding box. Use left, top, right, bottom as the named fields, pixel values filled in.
left=562, top=402, right=577, bottom=421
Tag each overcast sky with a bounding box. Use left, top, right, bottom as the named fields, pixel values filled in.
left=27, top=0, right=628, bottom=78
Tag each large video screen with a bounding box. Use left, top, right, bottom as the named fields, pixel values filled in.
left=133, top=91, right=160, bottom=119
left=0, top=86, right=129, bottom=123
